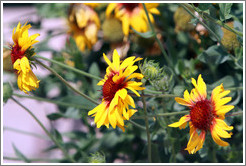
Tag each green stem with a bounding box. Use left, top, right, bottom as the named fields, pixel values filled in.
left=188, top=4, right=243, bottom=37
left=11, top=97, right=75, bottom=163
left=35, top=55, right=102, bottom=81
left=179, top=3, right=226, bottom=50
left=225, top=111, right=243, bottom=117
left=35, top=59, right=100, bottom=106
left=132, top=110, right=189, bottom=119
left=3, top=126, right=49, bottom=140
left=3, top=45, right=11, bottom=49
left=141, top=90, right=152, bottom=163
left=142, top=3, right=172, bottom=67
left=13, top=93, right=91, bottom=110
left=3, top=156, right=61, bottom=162
left=128, top=120, right=146, bottom=130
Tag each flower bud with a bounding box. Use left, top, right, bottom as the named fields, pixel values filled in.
left=139, top=59, right=163, bottom=81
left=151, top=66, right=174, bottom=92
left=102, top=17, right=124, bottom=43
left=88, top=152, right=105, bottom=163
left=3, top=83, right=13, bottom=103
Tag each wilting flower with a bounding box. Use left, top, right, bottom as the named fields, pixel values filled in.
left=169, top=74, right=234, bottom=154
left=68, top=3, right=100, bottom=51
left=11, top=22, right=40, bottom=94
left=88, top=49, right=145, bottom=131
left=106, top=3, right=160, bottom=36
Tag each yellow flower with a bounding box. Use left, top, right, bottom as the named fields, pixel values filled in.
left=68, top=3, right=100, bottom=51
left=11, top=22, right=40, bottom=94
left=88, top=49, right=145, bottom=131
left=106, top=3, right=160, bottom=36
left=169, top=74, right=234, bottom=154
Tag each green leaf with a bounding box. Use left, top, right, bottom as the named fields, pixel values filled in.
left=47, top=113, right=63, bottom=120
left=12, top=143, right=31, bottom=163
left=198, top=3, right=211, bottom=12
left=59, top=95, right=95, bottom=111
left=64, top=108, right=82, bottom=119
left=52, top=129, right=63, bottom=144
left=131, top=27, right=155, bottom=38
left=210, top=76, right=235, bottom=89
left=198, top=45, right=230, bottom=65
left=219, top=3, right=233, bottom=21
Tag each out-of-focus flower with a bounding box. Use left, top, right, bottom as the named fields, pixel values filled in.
left=221, top=21, right=240, bottom=51
left=106, top=3, right=160, bottom=36
left=174, top=7, right=208, bottom=44
left=11, top=22, right=40, bottom=94
left=169, top=74, right=234, bottom=154
left=174, top=7, right=195, bottom=33
left=88, top=49, right=145, bottom=131
left=68, top=3, right=100, bottom=51
left=3, top=47, right=14, bottom=72
left=102, top=17, right=124, bottom=43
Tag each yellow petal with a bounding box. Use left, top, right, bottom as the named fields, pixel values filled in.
left=168, top=115, right=190, bottom=128
left=106, top=3, right=117, bottom=17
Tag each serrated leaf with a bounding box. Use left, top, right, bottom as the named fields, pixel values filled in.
left=12, top=143, right=31, bottom=163
left=198, top=45, right=230, bottom=65
left=131, top=27, right=155, bottom=38
left=219, top=3, right=233, bottom=21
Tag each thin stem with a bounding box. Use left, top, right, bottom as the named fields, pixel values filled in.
left=225, top=111, right=243, bottom=117
left=35, top=59, right=100, bottom=106
left=128, top=120, right=146, bottom=130
left=35, top=55, right=102, bottom=81
left=13, top=93, right=91, bottom=110
left=188, top=4, right=243, bottom=37
left=11, top=97, right=75, bottom=163
left=3, top=156, right=60, bottom=162
left=3, top=45, right=11, bottom=49
left=3, top=126, right=49, bottom=140
left=141, top=90, right=152, bottom=163
left=179, top=3, right=226, bottom=50
left=142, top=3, right=172, bottom=67
left=132, top=110, right=189, bottom=119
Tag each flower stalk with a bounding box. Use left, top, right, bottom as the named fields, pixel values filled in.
left=11, top=97, right=75, bottom=163
left=34, top=59, right=100, bottom=105
left=142, top=3, right=172, bottom=67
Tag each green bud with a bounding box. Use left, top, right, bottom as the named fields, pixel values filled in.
left=151, top=66, right=174, bottom=92
left=88, top=152, right=105, bottom=163
left=139, top=59, right=163, bottom=81
left=3, top=83, right=13, bottom=103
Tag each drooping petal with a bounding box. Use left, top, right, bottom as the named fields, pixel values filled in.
left=168, top=115, right=190, bottom=129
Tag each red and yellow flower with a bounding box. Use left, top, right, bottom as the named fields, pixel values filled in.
left=106, top=3, right=160, bottom=36
left=169, top=74, right=234, bottom=154
left=68, top=3, right=100, bottom=51
left=11, top=22, right=40, bottom=94
left=88, top=49, right=145, bottom=131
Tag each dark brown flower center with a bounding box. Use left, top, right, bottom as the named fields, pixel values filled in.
left=102, top=75, right=126, bottom=103
left=120, top=3, right=140, bottom=11
left=190, top=99, right=214, bottom=131
left=11, top=44, right=24, bottom=64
